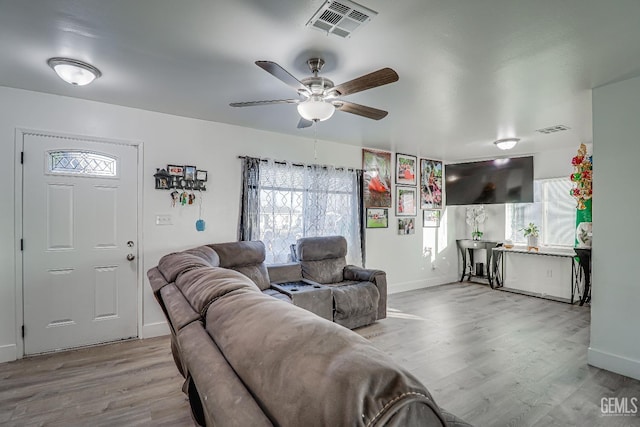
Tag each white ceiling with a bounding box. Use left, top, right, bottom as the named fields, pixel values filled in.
left=1, top=0, right=640, bottom=161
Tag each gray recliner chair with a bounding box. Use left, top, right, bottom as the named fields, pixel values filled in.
left=296, top=235, right=387, bottom=329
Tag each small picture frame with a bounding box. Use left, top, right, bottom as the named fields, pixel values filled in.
left=366, top=208, right=388, bottom=228
left=167, top=165, right=184, bottom=177
left=396, top=153, right=417, bottom=186
left=420, top=158, right=443, bottom=209
left=396, top=186, right=417, bottom=216
left=423, top=209, right=441, bottom=228
left=398, top=218, right=415, bottom=235
left=196, top=170, right=208, bottom=181
left=184, top=165, right=196, bottom=181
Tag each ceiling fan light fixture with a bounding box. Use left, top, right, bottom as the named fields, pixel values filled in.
left=494, top=138, right=520, bottom=150
left=47, top=57, right=102, bottom=86
left=297, top=97, right=335, bottom=122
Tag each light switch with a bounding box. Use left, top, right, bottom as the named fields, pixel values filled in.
left=156, top=214, right=173, bottom=225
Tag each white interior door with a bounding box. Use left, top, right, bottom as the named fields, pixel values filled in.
left=22, top=133, right=138, bottom=355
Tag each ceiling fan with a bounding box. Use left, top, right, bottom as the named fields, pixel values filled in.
left=230, top=58, right=399, bottom=128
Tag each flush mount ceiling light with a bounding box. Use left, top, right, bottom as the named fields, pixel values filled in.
left=47, top=57, right=102, bottom=86
left=296, top=96, right=336, bottom=122
left=494, top=138, right=520, bottom=150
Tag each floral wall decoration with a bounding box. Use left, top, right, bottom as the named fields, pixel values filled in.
left=570, top=143, right=592, bottom=210
left=570, top=143, right=592, bottom=248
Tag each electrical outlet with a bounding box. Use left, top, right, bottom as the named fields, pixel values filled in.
left=156, top=214, right=173, bottom=225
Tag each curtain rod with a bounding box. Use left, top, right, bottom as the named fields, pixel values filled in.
left=237, top=155, right=362, bottom=172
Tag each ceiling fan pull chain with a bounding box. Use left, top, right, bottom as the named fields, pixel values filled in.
left=313, top=124, right=318, bottom=161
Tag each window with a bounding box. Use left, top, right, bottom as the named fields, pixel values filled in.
left=505, top=178, right=576, bottom=247
left=48, top=150, right=117, bottom=177
left=240, top=158, right=363, bottom=265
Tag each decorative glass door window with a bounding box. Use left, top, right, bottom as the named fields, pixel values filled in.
left=48, top=150, right=117, bottom=177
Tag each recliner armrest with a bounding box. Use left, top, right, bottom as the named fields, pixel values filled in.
left=344, top=265, right=387, bottom=320
left=343, top=265, right=384, bottom=282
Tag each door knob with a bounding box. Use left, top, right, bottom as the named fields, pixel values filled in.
left=127, top=253, right=135, bottom=261
left=127, top=241, right=134, bottom=247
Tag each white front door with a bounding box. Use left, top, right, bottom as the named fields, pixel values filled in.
left=22, top=132, right=139, bottom=355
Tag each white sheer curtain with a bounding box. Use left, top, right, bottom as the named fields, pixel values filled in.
left=254, top=160, right=362, bottom=265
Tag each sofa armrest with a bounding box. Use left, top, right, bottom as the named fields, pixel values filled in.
left=344, top=265, right=387, bottom=320
left=267, top=262, right=303, bottom=283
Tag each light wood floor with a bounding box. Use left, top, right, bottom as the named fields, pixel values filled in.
left=1, top=282, right=639, bottom=426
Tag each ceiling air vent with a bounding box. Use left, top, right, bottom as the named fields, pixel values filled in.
left=307, top=0, right=378, bottom=38
left=536, top=125, right=571, bottom=134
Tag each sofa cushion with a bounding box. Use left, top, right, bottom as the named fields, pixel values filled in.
left=157, top=245, right=219, bottom=283
left=296, top=235, right=347, bottom=261
left=297, top=236, right=348, bottom=284
left=300, top=258, right=347, bottom=284
left=174, top=267, right=259, bottom=317
left=204, top=286, right=447, bottom=427
left=262, top=288, right=292, bottom=304
left=159, top=284, right=200, bottom=332
left=177, top=322, right=273, bottom=427
left=209, top=241, right=271, bottom=290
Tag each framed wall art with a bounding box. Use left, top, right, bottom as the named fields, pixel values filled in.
left=423, top=209, right=441, bottom=228
left=363, top=149, right=392, bottom=208
left=167, top=164, right=184, bottom=176
left=420, top=158, right=443, bottom=209
left=366, top=208, right=389, bottom=228
left=396, top=186, right=417, bottom=216
left=397, top=218, right=415, bottom=235
left=184, top=165, right=197, bottom=181
left=196, top=170, right=208, bottom=181
left=395, top=153, right=417, bottom=185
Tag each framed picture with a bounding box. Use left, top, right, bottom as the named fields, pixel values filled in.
left=366, top=208, right=388, bottom=228
left=423, top=209, right=441, bottom=227
left=420, top=158, right=443, bottom=209
left=196, top=170, right=208, bottom=181
left=184, top=165, right=196, bottom=181
left=396, top=186, right=417, bottom=216
left=362, top=149, right=392, bottom=208
left=167, top=164, right=184, bottom=176
left=396, top=153, right=417, bottom=185
left=397, top=218, right=415, bottom=235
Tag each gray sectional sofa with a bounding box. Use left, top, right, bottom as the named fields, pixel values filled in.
left=147, top=236, right=471, bottom=426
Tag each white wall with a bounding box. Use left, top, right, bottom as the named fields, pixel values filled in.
left=0, top=86, right=459, bottom=362
left=589, top=74, right=640, bottom=380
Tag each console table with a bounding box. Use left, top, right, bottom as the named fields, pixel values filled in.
left=270, top=280, right=332, bottom=320
left=492, top=247, right=589, bottom=304
left=456, top=239, right=500, bottom=288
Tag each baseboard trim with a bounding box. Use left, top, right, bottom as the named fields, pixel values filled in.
left=0, top=344, right=17, bottom=363
left=588, top=347, right=640, bottom=381
left=389, top=275, right=459, bottom=294
left=142, top=321, right=170, bottom=339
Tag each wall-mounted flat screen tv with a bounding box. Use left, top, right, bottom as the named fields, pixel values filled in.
left=444, top=156, right=534, bottom=205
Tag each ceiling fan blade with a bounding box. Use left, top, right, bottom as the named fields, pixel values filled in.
left=331, top=68, right=399, bottom=97
left=229, top=99, right=299, bottom=107
left=255, top=61, right=310, bottom=94
left=334, top=101, right=388, bottom=120
left=297, top=118, right=314, bottom=129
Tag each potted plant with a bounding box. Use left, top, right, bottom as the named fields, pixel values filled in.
left=466, top=206, right=487, bottom=241
left=521, top=222, right=539, bottom=249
